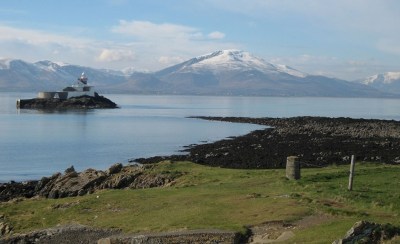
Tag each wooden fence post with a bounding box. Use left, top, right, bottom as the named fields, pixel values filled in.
left=348, top=155, right=355, bottom=191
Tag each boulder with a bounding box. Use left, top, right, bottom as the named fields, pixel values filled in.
left=100, top=165, right=143, bottom=189
left=64, top=165, right=76, bottom=174
left=0, top=180, right=37, bottom=202
left=38, top=168, right=107, bottom=198
left=107, top=163, right=123, bottom=175
left=333, top=220, right=400, bottom=244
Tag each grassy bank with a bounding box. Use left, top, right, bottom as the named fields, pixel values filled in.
left=1, top=161, right=399, bottom=242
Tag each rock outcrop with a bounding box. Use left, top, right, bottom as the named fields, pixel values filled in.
left=333, top=221, right=400, bottom=244
left=0, top=163, right=182, bottom=202
left=35, top=168, right=108, bottom=198
left=17, top=93, right=118, bottom=109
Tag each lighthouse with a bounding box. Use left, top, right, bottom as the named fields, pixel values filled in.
left=37, top=72, right=95, bottom=99
left=78, top=72, right=88, bottom=85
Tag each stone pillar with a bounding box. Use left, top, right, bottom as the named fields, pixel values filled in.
left=286, top=156, right=300, bottom=180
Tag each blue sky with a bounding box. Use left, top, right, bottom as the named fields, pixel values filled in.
left=1, top=0, right=400, bottom=80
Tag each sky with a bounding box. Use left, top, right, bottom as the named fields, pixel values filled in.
left=1, top=0, right=400, bottom=80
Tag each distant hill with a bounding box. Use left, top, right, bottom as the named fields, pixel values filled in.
left=0, top=51, right=394, bottom=97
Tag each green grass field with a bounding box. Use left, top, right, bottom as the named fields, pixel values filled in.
left=1, top=161, right=399, bottom=242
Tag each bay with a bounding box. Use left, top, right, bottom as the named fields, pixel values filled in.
left=1, top=92, right=400, bottom=182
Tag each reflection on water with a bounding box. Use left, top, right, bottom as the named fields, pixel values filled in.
left=17, top=108, right=93, bottom=115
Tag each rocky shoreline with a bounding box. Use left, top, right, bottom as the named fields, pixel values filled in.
left=137, top=116, right=400, bottom=168
left=17, top=93, right=118, bottom=110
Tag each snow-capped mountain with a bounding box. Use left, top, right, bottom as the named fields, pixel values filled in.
left=156, top=50, right=307, bottom=77
left=153, top=50, right=385, bottom=96
left=358, top=72, right=400, bottom=94
left=0, top=59, right=127, bottom=92
left=0, top=50, right=393, bottom=97
left=361, top=72, right=400, bottom=85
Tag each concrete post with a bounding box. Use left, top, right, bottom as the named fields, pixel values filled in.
left=286, top=156, right=301, bottom=180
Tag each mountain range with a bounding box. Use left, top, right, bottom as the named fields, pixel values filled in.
left=357, top=72, right=400, bottom=95
left=0, top=50, right=398, bottom=97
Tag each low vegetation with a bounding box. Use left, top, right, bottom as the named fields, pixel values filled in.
left=1, top=161, right=399, bottom=242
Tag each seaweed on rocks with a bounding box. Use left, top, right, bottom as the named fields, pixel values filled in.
left=138, top=116, right=400, bottom=169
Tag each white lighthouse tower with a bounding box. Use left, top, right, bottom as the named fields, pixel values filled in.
left=64, top=72, right=95, bottom=98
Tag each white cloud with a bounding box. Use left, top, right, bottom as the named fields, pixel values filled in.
left=0, top=24, right=99, bottom=65
left=0, top=21, right=238, bottom=72
left=208, top=31, right=225, bottom=39
left=97, top=49, right=135, bottom=62
left=158, top=56, right=185, bottom=65
left=110, top=20, right=239, bottom=70
left=112, top=20, right=228, bottom=42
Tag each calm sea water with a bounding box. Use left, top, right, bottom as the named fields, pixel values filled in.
left=1, top=92, right=400, bottom=182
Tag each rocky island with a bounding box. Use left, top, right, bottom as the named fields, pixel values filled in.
left=16, top=72, right=118, bottom=110
left=17, top=93, right=118, bottom=110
